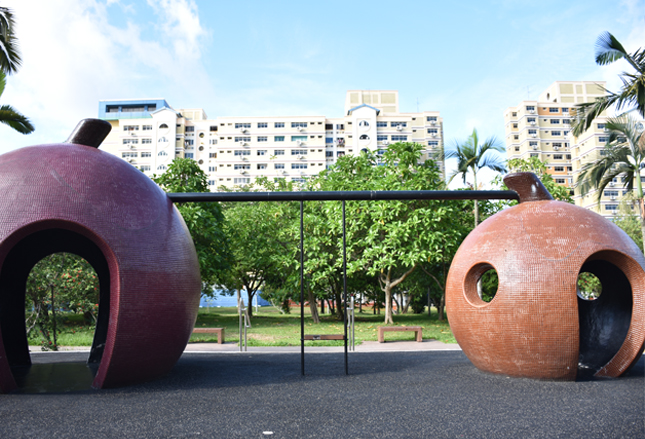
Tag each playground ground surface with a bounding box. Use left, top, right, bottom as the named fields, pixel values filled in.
left=1, top=341, right=643, bottom=438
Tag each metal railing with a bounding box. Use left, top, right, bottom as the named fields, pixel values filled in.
left=168, top=189, right=520, bottom=374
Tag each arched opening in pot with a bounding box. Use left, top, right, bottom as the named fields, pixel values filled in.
left=0, top=227, right=111, bottom=392
left=577, top=255, right=632, bottom=377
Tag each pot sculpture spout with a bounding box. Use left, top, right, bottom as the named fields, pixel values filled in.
left=446, top=172, right=645, bottom=380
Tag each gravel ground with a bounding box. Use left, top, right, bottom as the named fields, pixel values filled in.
left=0, top=350, right=643, bottom=438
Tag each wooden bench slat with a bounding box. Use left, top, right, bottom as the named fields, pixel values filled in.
left=192, top=327, right=225, bottom=344
left=377, top=326, right=423, bottom=343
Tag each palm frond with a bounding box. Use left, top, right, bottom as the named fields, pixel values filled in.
left=0, top=104, right=34, bottom=134
left=595, top=32, right=629, bottom=66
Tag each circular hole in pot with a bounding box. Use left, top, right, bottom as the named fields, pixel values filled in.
left=479, top=267, right=498, bottom=303
left=577, top=272, right=602, bottom=300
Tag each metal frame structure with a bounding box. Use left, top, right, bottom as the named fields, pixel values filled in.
left=167, top=189, right=520, bottom=375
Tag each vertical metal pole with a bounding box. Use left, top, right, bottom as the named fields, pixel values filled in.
left=343, top=200, right=348, bottom=375
left=50, top=284, right=57, bottom=350
left=238, top=296, right=243, bottom=352
left=300, top=200, right=305, bottom=376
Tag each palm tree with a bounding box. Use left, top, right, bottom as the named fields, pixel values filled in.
left=445, top=128, right=507, bottom=226
left=0, top=7, right=22, bottom=74
left=0, top=70, right=33, bottom=134
left=571, top=32, right=644, bottom=137
left=577, top=115, right=645, bottom=245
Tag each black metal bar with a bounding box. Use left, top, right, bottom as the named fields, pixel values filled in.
left=300, top=200, right=305, bottom=376
left=342, top=200, right=348, bottom=375
left=167, top=190, right=519, bottom=203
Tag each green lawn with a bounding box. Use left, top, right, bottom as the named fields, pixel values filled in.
left=28, top=305, right=456, bottom=348
left=191, top=305, right=456, bottom=346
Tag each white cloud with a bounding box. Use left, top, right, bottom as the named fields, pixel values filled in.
left=0, top=0, right=210, bottom=153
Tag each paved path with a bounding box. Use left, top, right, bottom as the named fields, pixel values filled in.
left=5, top=346, right=644, bottom=438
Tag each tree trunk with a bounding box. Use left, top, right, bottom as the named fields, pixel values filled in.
left=334, top=290, right=344, bottom=321
left=402, top=293, right=411, bottom=314
left=392, top=294, right=400, bottom=316
left=246, top=290, right=255, bottom=318
left=380, top=266, right=417, bottom=324
left=437, top=292, right=445, bottom=321
left=328, top=298, right=335, bottom=315
left=308, top=289, right=320, bottom=324
left=384, top=282, right=394, bottom=324
left=320, top=298, right=325, bottom=315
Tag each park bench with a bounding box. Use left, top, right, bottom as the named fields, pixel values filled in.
left=192, top=327, right=225, bottom=344
left=377, top=326, right=423, bottom=343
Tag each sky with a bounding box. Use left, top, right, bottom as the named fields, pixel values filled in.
left=1, top=0, right=644, bottom=188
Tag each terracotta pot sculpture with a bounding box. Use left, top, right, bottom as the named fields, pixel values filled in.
left=0, top=119, right=201, bottom=392
left=446, top=172, right=645, bottom=380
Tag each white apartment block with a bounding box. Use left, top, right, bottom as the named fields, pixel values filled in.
left=503, top=81, right=642, bottom=217
left=98, top=91, right=444, bottom=190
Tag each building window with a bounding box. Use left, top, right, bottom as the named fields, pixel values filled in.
left=554, top=166, right=564, bottom=172
left=257, top=164, right=267, bottom=170
left=123, top=125, right=139, bottom=131
left=555, top=178, right=566, bottom=184
left=208, top=180, right=215, bottom=186
left=529, top=141, right=538, bottom=147
left=426, top=116, right=437, bottom=122
left=291, top=122, right=307, bottom=128
left=185, top=139, right=194, bottom=146
left=549, top=108, right=559, bottom=113
left=234, top=178, right=251, bottom=184
left=427, top=129, right=438, bottom=134
left=599, top=137, right=608, bottom=143
left=325, top=137, right=334, bottom=144
left=292, top=178, right=307, bottom=183
left=235, top=137, right=251, bottom=142
left=358, top=120, right=369, bottom=127
left=551, top=131, right=562, bottom=136
left=140, top=152, right=151, bottom=158
left=258, top=136, right=268, bottom=142
left=605, top=204, right=618, bottom=211
left=391, top=135, right=407, bottom=141
left=527, top=118, right=536, bottom=123
left=550, top=119, right=560, bottom=125
left=514, top=147, right=520, bottom=152
left=275, top=163, right=285, bottom=169
left=391, top=122, right=407, bottom=128
left=553, top=142, right=563, bottom=148
left=186, top=126, right=195, bottom=132
left=291, top=163, right=308, bottom=169
left=428, top=141, right=439, bottom=146
left=185, top=153, right=194, bottom=159
left=554, top=154, right=563, bottom=160
left=210, top=126, right=218, bottom=132
left=377, top=121, right=388, bottom=128
left=141, top=138, right=152, bottom=144
left=210, top=153, right=217, bottom=158
left=530, top=153, right=539, bottom=157
left=234, top=150, right=251, bottom=156
left=157, top=165, right=166, bottom=170
left=123, top=139, right=138, bottom=145
left=378, top=135, right=388, bottom=141
left=291, top=136, right=307, bottom=142
left=140, top=165, right=151, bottom=172
left=208, top=166, right=216, bottom=172
left=335, top=124, right=344, bottom=130
left=158, top=137, right=168, bottom=143
left=526, top=106, right=535, bottom=112
left=359, top=134, right=369, bottom=140
left=142, top=125, right=152, bottom=131
left=337, top=151, right=345, bottom=157
left=158, top=151, right=168, bottom=156
left=528, top=129, right=537, bottom=135
left=274, top=122, right=285, bottom=128
left=325, top=151, right=333, bottom=157
left=275, top=136, right=285, bottom=142
left=234, top=164, right=251, bottom=170
left=257, top=150, right=267, bottom=156
left=292, top=149, right=307, bottom=155
left=604, top=190, right=619, bottom=197
left=275, top=150, right=285, bottom=155
left=235, top=123, right=251, bottom=129
left=258, top=122, right=268, bottom=128
left=121, top=152, right=138, bottom=158
left=597, top=123, right=606, bottom=129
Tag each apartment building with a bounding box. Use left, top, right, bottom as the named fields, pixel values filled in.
left=503, top=81, right=632, bottom=217
left=98, top=91, right=444, bottom=190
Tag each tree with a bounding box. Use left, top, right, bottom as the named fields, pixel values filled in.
left=26, top=253, right=99, bottom=350
left=571, top=32, right=645, bottom=136
left=152, top=158, right=231, bottom=293
left=576, top=115, right=645, bottom=247
left=0, top=70, right=33, bottom=134
left=444, top=129, right=506, bottom=226
left=0, top=7, right=22, bottom=74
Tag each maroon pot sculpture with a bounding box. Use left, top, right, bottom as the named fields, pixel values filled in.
left=446, top=172, right=645, bottom=380
left=0, top=119, right=201, bottom=392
